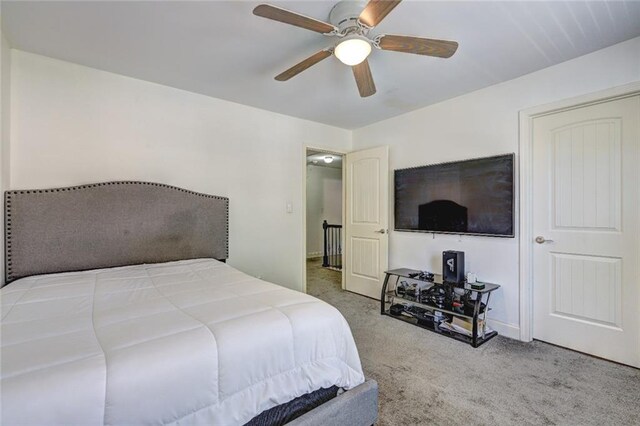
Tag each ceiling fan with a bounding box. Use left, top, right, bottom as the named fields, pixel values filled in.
left=253, top=0, right=459, bottom=98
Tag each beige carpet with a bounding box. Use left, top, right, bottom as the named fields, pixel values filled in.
left=306, top=259, right=640, bottom=426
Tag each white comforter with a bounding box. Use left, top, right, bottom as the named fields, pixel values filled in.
left=0, top=259, right=364, bottom=425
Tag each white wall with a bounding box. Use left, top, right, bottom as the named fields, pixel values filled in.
left=353, top=36, right=640, bottom=338
left=306, top=164, right=342, bottom=257
left=7, top=36, right=640, bottom=333
left=0, top=21, right=11, bottom=286
left=10, top=50, right=351, bottom=291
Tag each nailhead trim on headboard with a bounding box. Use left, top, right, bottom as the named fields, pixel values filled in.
left=4, top=181, right=229, bottom=283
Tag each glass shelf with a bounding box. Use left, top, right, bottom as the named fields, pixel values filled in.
left=382, top=310, right=498, bottom=346
left=385, top=294, right=491, bottom=321
left=384, top=268, right=501, bottom=293
left=381, top=268, right=501, bottom=348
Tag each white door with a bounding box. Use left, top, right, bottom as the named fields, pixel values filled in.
left=532, top=95, right=640, bottom=367
left=345, top=146, right=389, bottom=299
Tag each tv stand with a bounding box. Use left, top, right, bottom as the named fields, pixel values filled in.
left=381, top=268, right=500, bottom=348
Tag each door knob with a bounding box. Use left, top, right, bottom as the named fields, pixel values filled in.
left=374, top=229, right=386, bottom=234
left=535, top=236, right=554, bottom=244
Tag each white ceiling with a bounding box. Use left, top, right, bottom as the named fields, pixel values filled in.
left=3, top=1, right=640, bottom=129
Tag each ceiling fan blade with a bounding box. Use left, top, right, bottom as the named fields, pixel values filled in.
left=352, top=59, right=376, bottom=98
left=253, top=4, right=337, bottom=35
left=377, top=34, right=458, bottom=58
left=359, top=0, right=402, bottom=28
left=275, top=50, right=333, bottom=81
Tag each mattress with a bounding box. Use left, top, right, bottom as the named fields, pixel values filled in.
left=0, top=259, right=365, bottom=425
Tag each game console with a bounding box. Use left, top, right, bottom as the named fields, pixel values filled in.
left=442, top=250, right=465, bottom=284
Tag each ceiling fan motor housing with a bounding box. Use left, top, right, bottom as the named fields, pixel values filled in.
left=329, top=0, right=368, bottom=33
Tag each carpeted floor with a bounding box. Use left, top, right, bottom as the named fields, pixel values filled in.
left=306, top=258, right=640, bottom=426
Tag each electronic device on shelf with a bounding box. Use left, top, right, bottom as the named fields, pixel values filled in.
left=443, top=251, right=465, bottom=284
left=468, top=282, right=486, bottom=290
left=389, top=303, right=447, bottom=328
left=395, top=280, right=432, bottom=300
left=408, top=270, right=435, bottom=282
left=420, top=286, right=447, bottom=308
left=389, top=303, right=405, bottom=316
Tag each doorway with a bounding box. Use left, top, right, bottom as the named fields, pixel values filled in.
left=521, top=85, right=640, bottom=367
left=303, top=145, right=390, bottom=300
left=305, top=149, right=344, bottom=294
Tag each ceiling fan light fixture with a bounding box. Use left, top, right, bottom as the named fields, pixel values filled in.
left=334, top=36, right=372, bottom=66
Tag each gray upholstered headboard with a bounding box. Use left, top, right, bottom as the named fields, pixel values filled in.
left=4, top=181, right=229, bottom=284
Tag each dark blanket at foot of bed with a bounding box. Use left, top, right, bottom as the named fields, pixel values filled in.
left=245, top=386, right=339, bottom=426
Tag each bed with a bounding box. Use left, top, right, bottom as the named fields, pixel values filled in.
left=1, top=181, right=377, bottom=425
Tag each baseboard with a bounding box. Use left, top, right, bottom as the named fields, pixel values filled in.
left=307, top=252, right=322, bottom=259
left=486, top=319, right=520, bottom=340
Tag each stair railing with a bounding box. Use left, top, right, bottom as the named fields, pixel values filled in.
left=322, top=220, right=342, bottom=270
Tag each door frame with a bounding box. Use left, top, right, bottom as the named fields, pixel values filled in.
left=518, top=81, right=640, bottom=342
left=302, top=145, right=347, bottom=294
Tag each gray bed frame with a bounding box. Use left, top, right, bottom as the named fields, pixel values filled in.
left=3, top=181, right=378, bottom=425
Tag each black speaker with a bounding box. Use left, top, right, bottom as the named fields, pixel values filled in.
left=442, top=251, right=465, bottom=284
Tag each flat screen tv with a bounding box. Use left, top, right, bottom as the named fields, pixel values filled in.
left=394, top=154, right=514, bottom=237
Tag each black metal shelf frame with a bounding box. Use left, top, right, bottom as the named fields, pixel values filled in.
left=380, top=269, right=501, bottom=348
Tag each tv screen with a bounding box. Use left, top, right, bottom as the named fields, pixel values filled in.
left=394, top=154, right=514, bottom=237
